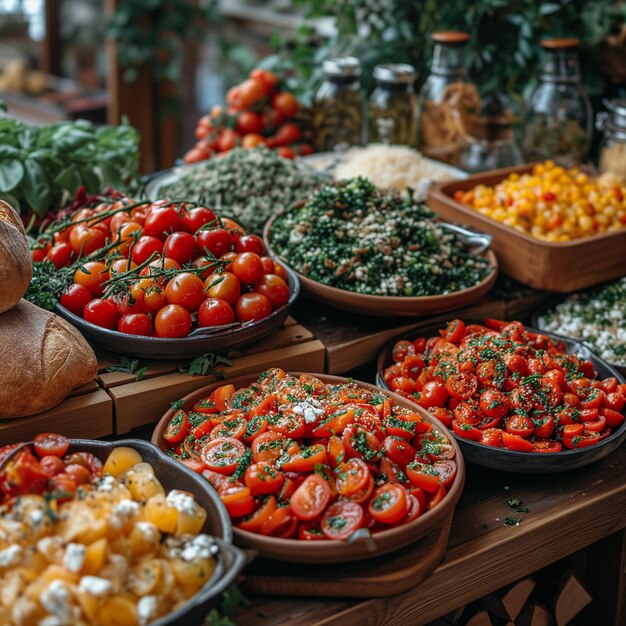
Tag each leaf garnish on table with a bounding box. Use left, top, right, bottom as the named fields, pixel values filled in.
left=205, top=584, right=249, bottom=625
left=179, top=353, right=233, bottom=378
left=106, top=356, right=148, bottom=381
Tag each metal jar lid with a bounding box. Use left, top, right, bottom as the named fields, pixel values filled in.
left=322, top=57, right=361, bottom=78
left=606, top=98, right=626, bottom=129
left=597, top=98, right=626, bottom=134
left=373, top=63, right=416, bottom=84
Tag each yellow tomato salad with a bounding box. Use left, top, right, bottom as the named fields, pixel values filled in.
left=455, top=160, right=626, bottom=241
left=0, top=438, right=217, bottom=626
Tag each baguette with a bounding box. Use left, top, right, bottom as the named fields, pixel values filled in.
left=0, top=200, right=32, bottom=313
left=0, top=299, right=97, bottom=418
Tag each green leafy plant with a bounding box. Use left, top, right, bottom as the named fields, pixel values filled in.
left=0, top=115, right=139, bottom=217
left=263, top=0, right=626, bottom=103
left=179, top=353, right=234, bottom=378
left=108, top=0, right=219, bottom=83
left=106, top=357, right=148, bottom=381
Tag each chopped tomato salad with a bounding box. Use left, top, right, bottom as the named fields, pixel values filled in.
left=162, top=369, right=458, bottom=540
left=384, top=319, right=626, bottom=453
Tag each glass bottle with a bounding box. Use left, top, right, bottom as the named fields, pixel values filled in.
left=313, top=57, right=365, bottom=152
left=522, top=38, right=592, bottom=164
left=597, top=98, right=626, bottom=179
left=369, top=63, right=417, bottom=146
left=460, top=94, right=524, bottom=173
left=417, top=31, right=480, bottom=165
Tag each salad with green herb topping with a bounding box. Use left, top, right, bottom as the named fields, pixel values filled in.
left=157, top=147, right=322, bottom=233
left=269, top=177, right=493, bottom=297
left=537, top=277, right=626, bottom=368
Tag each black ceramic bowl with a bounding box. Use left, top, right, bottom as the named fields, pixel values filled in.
left=54, top=266, right=300, bottom=359
left=376, top=321, right=626, bottom=474
left=0, top=438, right=247, bottom=625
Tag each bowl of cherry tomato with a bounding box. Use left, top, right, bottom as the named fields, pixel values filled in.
left=38, top=198, right=300, bottom=359
left=377, top=319, right=626, bottom=473
left=152, top=370, right=465, bottom=564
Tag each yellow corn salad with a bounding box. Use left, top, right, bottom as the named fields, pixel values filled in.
left=454, top=161, right=626, bottom=241
left=0, top=447, right=216, bottom=626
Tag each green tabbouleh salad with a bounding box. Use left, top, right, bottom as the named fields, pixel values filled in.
left=269, top=177, right=493, bottom=297
left=538, top=277, right=626, bottom=367
left=159, top=147, right=321, bottom=233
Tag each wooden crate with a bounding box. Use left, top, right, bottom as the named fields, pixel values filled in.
left=294, top=295, right=507, bottom=375
left=97, top=318, right=325, bottom=434
left=427, top=166, right=626, bottom=293
left=0, top=383, right=113, bottom=445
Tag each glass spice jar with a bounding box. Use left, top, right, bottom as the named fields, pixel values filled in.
left=522, top=38, right=592, bottom=165
left=460, top=94, right=524, bottom=173
left=369, top=63, right=417, bottom=146
left=597, top=98, right=626, bottom=180
left=417, top=31, right=480, bottom=165
left=313, top=57, right=365, bottom=152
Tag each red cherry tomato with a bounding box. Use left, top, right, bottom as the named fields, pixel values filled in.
left=154, top=304, right=192, bottom=338
left=33, top=433, right=70, bottom=458
left=254, top=274, right=290, bottom=309
left=368, top=483, right=408, bottom=524
left=164, top=272, right=206, bottom=312
left=321, top=501, right=364, bottom=540
left=235, top=234, right=264, bottom=255
left=231, top=252, right=263, bottom=285
left=290, top=474, right=332, bottom=521
left=196, top=228, right=232, bottom=258
left=118, top=313, right=152, bottom=336
left=84, top=299, right=120, bottom=330
left=183, top=207, right=217, bottom=234
left=129, top=235, right=163, bottom=265
left=235, top=293, right=272, bottom=322
left=164, top=232, right=197, bottom=265
left=272, top=92, right=298, bottom=118
left=198, top=298, right=235, bottom=327
left=143, top=205, right=183, bottom=239
left=59, top=283, right=93, bottom=317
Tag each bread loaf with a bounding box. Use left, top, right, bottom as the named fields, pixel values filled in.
left=0, top=200, right=32, bottom=313
left=0, top=299, right=97, bottom=418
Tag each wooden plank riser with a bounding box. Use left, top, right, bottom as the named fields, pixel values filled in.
left=0, top=390, right=113, bottom=445
left=112, top=340, right=326, bottom=433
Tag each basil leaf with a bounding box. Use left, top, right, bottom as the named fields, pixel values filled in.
left=52, top=125, right=95, bottom=152
left=79, top=167, right=101, bottom=193
left=53, top=167, right=81, bottom=194
left=22, top=158, right=51, bottom=216
left=0, top=159, right=24, bottom=192
left=0, top=146, right=21, bottom=160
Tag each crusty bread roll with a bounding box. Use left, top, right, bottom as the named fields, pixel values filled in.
left=0, top=200, right=32, bottom=313
left=0, top=299, right=97, bottom=418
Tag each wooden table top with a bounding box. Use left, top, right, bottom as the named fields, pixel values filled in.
left=234, top=444, right=626, bottom=626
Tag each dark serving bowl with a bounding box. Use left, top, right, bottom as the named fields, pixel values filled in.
left=54, top=266, right=300, bottom=359
left=0, top=438, right=247, bottom=626
left=152, top=372, right=465, bottom=564
left=376, top=321, right=626, bottom=473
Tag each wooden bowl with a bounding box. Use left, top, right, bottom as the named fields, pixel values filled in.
left=0, top=438, right=247, bottom=626
left=54, top=266, right=300, bottom=359
left=427, top=164, right=626, bottom=292
left=152, top=372, right=465, bottom=564
left=377, top=321, right=626, bottom=473
left=263, top=217, right=498, bottom=318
